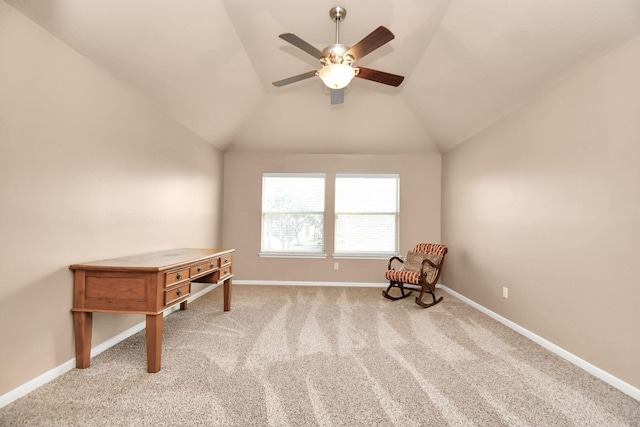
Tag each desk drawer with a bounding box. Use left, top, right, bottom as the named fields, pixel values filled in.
left=165, top=283, right=190, bottom=306
left=220, top=254, right=232, bottom=266
left=219, top=265, right=232, bottom=280
left=165, top=268, right=190, bottom=287
left=190, top=259, right=217, bottom=277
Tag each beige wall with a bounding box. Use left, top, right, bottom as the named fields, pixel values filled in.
left=222, top=152, right=441, bottom=283
left=4, top=0, right=638, bottom=401
left=0, top=4, right=224, bottom=394
left=442, top=35, right=640, bottom=388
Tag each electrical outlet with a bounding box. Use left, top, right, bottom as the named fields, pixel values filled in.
left=502, top=287, right=509, bottom=299
left=334, top=262, right=339, bottom=270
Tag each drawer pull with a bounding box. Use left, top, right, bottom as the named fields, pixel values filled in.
left=176, top=289, right=182, bottom=296
left=197, top=267, right=201, bottom=272
left=176, top=273, right=182, bottom=280
left=210, top=262, right=214, bottom=268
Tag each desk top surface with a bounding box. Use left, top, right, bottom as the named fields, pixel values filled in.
left=70, top=248, right=234, bottom=272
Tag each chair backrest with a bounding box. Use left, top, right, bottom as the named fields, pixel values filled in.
left=414, top=243, right=448, bottom=256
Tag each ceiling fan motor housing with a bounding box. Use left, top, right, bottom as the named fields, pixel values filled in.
left=322, top=44, right=353, bottom=65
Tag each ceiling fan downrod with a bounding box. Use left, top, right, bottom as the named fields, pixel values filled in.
left=330, top=6, right=346, bottom=45
left=324, top=7, right=353, bottom=66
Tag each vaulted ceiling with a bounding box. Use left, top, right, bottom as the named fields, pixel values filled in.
left=6, top=0, right=640, bottom=154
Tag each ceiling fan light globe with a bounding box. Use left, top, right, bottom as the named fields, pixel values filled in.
left=318, top=63, right=356, bottom=89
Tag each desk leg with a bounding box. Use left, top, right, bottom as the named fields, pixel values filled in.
left=146, top=314, right=163, bottom=373
left=223, top=277, right=232, bottom=312
left=73, top=312, right=93, bottom=369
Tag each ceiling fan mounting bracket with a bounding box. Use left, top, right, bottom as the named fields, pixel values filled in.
left=329, top=6, right=347, bottom=23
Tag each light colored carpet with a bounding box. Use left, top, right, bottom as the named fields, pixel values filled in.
left=1, top=285, right=638, bottom=426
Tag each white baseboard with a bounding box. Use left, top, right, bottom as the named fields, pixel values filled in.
left=234, top=280, right=386, bottom=287
left=437, top=284, right=640, bottom=401
left=3, top=280, right=637, bottom=408
left=0, top=282, right=221, bottom=409
left=239, top=280, right=639, bottom=400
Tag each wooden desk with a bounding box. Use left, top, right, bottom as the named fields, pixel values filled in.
left=70, top=248, right=234, bottom=373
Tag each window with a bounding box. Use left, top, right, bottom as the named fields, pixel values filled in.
left=261, top=173, right=325, bottom=256
left=334, top=174, right=399, bottom=257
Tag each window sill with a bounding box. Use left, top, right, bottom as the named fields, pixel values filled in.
left=259, top=252, right=327, bottom=259
left=333, top=252, right=399, bottom=260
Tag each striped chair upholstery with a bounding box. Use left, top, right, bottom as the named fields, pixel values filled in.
left=383, top=243, right=448, bottom=308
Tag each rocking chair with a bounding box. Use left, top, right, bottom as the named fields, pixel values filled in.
left=383, top=243, right=448, bottom=308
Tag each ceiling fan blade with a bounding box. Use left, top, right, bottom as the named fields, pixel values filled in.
left=345, top=26, right=395, bottom=61
left=331, top=89, right=344, bottom=105
left=356, top=67, right=404, bottom=87
left=279, top=33, right=325, bottom=59
left=272, top=70, right=318, bottom=87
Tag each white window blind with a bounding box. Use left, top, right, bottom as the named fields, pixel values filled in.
left=261, top=173, right=325, bottom=255
left=334, top=174, right=399, bottom=256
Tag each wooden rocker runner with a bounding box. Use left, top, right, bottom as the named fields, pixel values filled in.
left=383, top=243, right=448, bottom=308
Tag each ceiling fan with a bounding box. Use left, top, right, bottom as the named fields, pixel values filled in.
left=272, top=6, right=405, bottom=105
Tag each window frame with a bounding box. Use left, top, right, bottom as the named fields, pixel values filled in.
left=259, top=173, right=327, bottom=258
left=333, top=173, right=400, bottom=259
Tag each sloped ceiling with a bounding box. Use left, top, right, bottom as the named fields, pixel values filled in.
left=5, top=0, right=640, bottom=153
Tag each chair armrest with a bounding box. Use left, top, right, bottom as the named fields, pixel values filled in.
left=388, top=256, right=404, bottom=270
left=419, top=256, right=443, bottom=276
left=422, top=257, right=442, bottom=268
